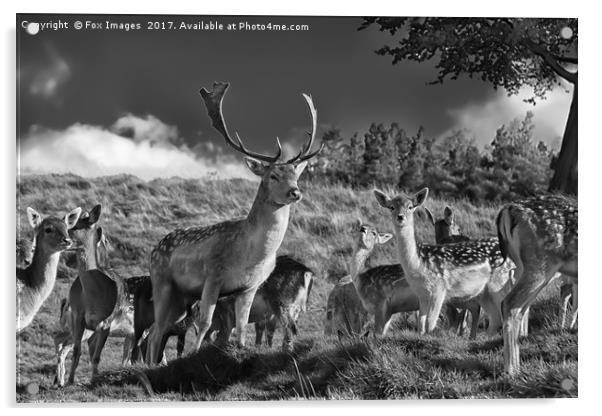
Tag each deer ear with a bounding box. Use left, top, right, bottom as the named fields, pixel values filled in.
left=413, top=188, right=429, bottom=208
left=244, top=157, right=269, bottom=177
left=377, top=233, right=393, bottom=245
left=424, top=207, right=435, bottom=225
left=373, top=189, right=390, bottom=208
left=26, top=207, right=42, bottom=228
left=355, top=218, right=363, bottom=230
left=88, top=204, right=102, bottom=225
left=294, top=161, right=308, bottom=175
left=444, top=206, right=454, bottom=223
left=65, top=207, right=82, bottom=229
left=96, top=226, right=103, bottom=243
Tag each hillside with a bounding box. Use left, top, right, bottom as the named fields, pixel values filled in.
left=15, top=174, right=577, bottom=401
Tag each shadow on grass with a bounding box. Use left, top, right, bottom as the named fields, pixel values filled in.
left=431, top=357, right=495, bottom=379
left=94, top=338, right=373, bottom=399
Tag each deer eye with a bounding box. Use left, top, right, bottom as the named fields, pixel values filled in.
left=44, top=227, right=53, bottom=234
left=389, top=206, right=395, bottom=211
left=270, top=174, right=279, bottom=181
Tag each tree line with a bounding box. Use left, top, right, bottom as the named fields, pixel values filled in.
left=305, top=111, right=556, bottom=203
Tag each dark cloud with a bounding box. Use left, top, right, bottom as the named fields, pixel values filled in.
left=17, top=14, right=571, bottom=169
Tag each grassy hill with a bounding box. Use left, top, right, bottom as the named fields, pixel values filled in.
left=16, top=174, right=577, bottom=401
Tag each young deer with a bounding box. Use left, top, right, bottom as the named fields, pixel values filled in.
left=130, top=275, right=200, bottom=363
left=52, top=297, right=134, bottom=387
left=67, top=205, right=134, bottom=384
left=374, top=188, right=513, bottom=336
left=425, top=206, right=470, bottom=245
left=324, top=276, right=369, bottom=338
left=16, top=237, right=35, bottom=268
left=17, top=207, right=82, bottom=332
left=147, top=82, right=322, bottom=363
left=210, top=255, right=314, bottom=349
left=497, top=194, right=577, bottom=375
left=349, top=219, right=486, bottom=338
left=425, top=206, right=481, bottom=338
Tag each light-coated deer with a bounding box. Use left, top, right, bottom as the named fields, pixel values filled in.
left=67, top=205, right=134, bottom=384
left=17, top=207, right=82, bottom=332
left=210, top=255, right=314, bottom=349
left=349, top=219, right=490, bottom=339
left=374, top=188, right=513, bottom=336
left=146, top=82, right=322, bottom=363
left=52, top=297, right=134, bottom=387
left=496, top=194, right=577, bottom=375
left=425, top=206, right=481, bottom=338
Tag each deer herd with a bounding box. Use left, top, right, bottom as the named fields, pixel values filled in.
left=16, top=82, right=577, bottom=388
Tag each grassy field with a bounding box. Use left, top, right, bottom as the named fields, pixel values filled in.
left=15, top=174, right=577, bottom=402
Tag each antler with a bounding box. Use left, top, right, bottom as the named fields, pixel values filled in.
left=200, top=82, right=282, bottom=164
left=286, top=93, right=325, bottom=164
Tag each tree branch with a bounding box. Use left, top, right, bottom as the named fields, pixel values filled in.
left=523, top=38, right=577, bottom=83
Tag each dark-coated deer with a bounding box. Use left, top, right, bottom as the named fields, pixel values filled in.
left=209, top=255, right=314, bottom=350
left=66, top=205, right=134, bottom=384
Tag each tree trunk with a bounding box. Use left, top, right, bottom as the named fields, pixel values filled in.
left=549, top=82, right=577, bottom=195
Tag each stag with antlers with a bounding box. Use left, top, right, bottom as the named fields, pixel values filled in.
left=146, top=82, right=322, bottom=363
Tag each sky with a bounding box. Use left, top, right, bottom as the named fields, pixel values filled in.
left=16, top=14, right=573, bottom=180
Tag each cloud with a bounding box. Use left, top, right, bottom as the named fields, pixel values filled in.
left=18, top=115, right=254, bottom=181
left=446, top=84, right=573, bottom=149
left=25, top=43, right=71, bottom=100
left=111, top=114, right=182, bottom=147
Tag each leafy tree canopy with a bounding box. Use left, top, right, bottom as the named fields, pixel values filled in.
left=359, top=18, right=577, bottom=102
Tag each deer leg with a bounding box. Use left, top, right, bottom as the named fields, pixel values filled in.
left=255, top=321, right=265, bottom=346
left=122, top=335, right=134, bottom=366
left=89, top=328, right=110, bottom=380
left=147, top=283, right=185, bottom=364
left=560, top=280, right=572, bottom=328
left=67, top=313, right=86, bottom=385
left=468, top=303, right=481, bottom=340
left=266, top=318, right=277, bottom=347
left=374, top=302, right=392, bottom=337
left=54, top=333, right=73, bottom=387
left=457, top=309, right=468, bottom=337
left=569, top=283, right=578, bottom=329
left=520, top=307, right=530, bottom=337
left=502, top=254, right=557, bottom=375
left=477, top=289, right=503, bottom=337
left=192, top=280, right=222, bottom=351
left=176, top=333, right=186, bottom=358
left=425, top=290, right=446, bottom=333
left=234, top=287, right=259, bottom=348
left=417, top=298, right=428, bottom=335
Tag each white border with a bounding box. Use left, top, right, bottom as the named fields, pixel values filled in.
left=2, top=0, right=598, bottom=414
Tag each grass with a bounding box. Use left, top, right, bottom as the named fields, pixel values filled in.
left=15, top=173, right=577, bottom=402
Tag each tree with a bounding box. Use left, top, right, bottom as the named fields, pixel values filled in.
left=359, top=17, right=577, bottom=194
left=361, top=123, right=400, bottom=187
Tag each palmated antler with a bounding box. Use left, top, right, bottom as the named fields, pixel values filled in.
left=200, top=82, right=282, bottom=164
left=286, top=93, right=324, bottom=164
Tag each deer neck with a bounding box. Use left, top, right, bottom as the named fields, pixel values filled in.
left=394, top=222, right=423, bottom=277
left=75, top=235, right=98, bottom=272
left=350, top=246, right=371, bottom=285
left=244, top=181, right=291, bottom=259
left=26, top=241, right=61, bottom=293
